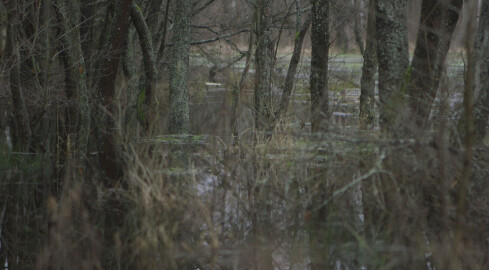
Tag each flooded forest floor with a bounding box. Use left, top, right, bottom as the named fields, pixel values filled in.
left=1, top=52, right=489, bottom=269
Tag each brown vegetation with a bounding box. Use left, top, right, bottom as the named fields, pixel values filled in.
left=0, top=0, right=488, bottom=269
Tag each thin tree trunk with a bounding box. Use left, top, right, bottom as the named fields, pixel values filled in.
left=145, top=0, right=163, bottom=41
left=275, top=14, right=312, bottom=122
left=375, top=0, right=409, bottom=136
left=254, top=0, right=274, bottom=133
left=310, top=0, right=329, bottom=133
left=156, top=0, right=172, bottom=62
left=359, top=0, right=377, bottom=130
left=123, top=27, right=138, bottom=105
left=455, top=14, right=476, bottom=260
left=231, top=31, right=254, bottom=144
left=6, top=0, right=31, bottom=149
left=57, top=0, right=91, bottom=160
left=408, top=0, right=463, bottom=129
left=352, top=0, right=365, bottom=56
left=80, top=0, right=98, bottom=80
left=474, top=0, right=489, bottom=142
left=131, top=2, right=157, bottom=128
left=169, top=0, right=193, bottom=134
left=38, top=0, right=52, bottom=89
left=358, top=3, right=378, bottom=267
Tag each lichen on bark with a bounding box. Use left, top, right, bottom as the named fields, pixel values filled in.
left=310, top=0, right=330, bottom=133
left=375, top=0, right=409, bottom=136
left=169, top=0, right=193, bottom=134
left=254, top=0, right=275, bottom=132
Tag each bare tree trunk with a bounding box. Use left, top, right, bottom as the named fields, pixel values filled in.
left=38, top=0, right=52, bottom=89
left=56, top=0, right=91, bottom=160
left=231, top=31, right=254, bottom=144
left=131, top=2, right=157, bottom=129
left=274, top=13, right=312, bottom=124
left=169, top=0, right=193, bottom=134
left=123, top=27, right=138, bottom=105
left=353, top=0, right=365, bottom=56
left=156, top=0, right=172, bottom=62
left=145, top=0, right=163, bottom=40
left=250, top=2, right=276, bottom=267
left=6, top=0, right=31, bottom=149
left=80, top=0, right=99, bottom=80
left=254, top=0, right=275, bottom=133
left=359, top=0, right=377, bottom=130
left=308, top=2, right=331, bottom=268
left=97, top=0, right=133, bottom=183
left=310, top=0, right=330, bottom=133
left=455, top=13, right=476, bottom=262
left=408, top=0, right=463, bottom=129
left=474, top=0, right=489, bottom=142
left=0, top=15, right=5, bottom=59
left=375, top=0, right=409, bottom=136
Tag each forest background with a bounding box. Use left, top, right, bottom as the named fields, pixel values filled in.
left=0, top=0, right=489, bottom=269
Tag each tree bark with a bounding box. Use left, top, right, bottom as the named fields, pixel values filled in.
left=80, top=0, right=100, bottom=80
left=231, top=32, right=254, bottom=144
left=131, top=2, right=158, bottom=128
left=57, top=0, right=91, bottom=159
left=275, top=14, right=312, bottom=124
left=168, top=0, right=193, bottom=134
left=353, top=0, right=365, bottom=56
left=310, top=0, right=330, bottom=133
left=359, top=0, right=377, bottom=130
left=254, top=0, right=275, bottom=133
left=97, top=0, right=133, bottom=182
left=156, top=0, right=172, bottom=62
left=145, top=0, right=163, bottom=41
left=6, top=0, right=32, bottom=149
left=123, top=27, right=138, bottom=105
left=375, top=0, right=409, bottom=136
left=408, top=0, right=463, bottom=129
left=474, top=0, right=489, bottom=142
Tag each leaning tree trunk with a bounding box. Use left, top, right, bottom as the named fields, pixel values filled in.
left=274, top=12, right=311, bottom=123
left=474, top=0, right=489, bottom=143
left=131, top=2, right=157, bottom=129
left=408, top=0, right=463, bottom=129
left=254, top=0, right=275, bottom=133
left=310, top=0, right=330, bottom=133
left=168, top=0, right=193, bottom=134
left=359, top=0, right=377, bottom=130
left=375, top=0, right=409, bottom=136
left=271, top=0, right=311, bottom=130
